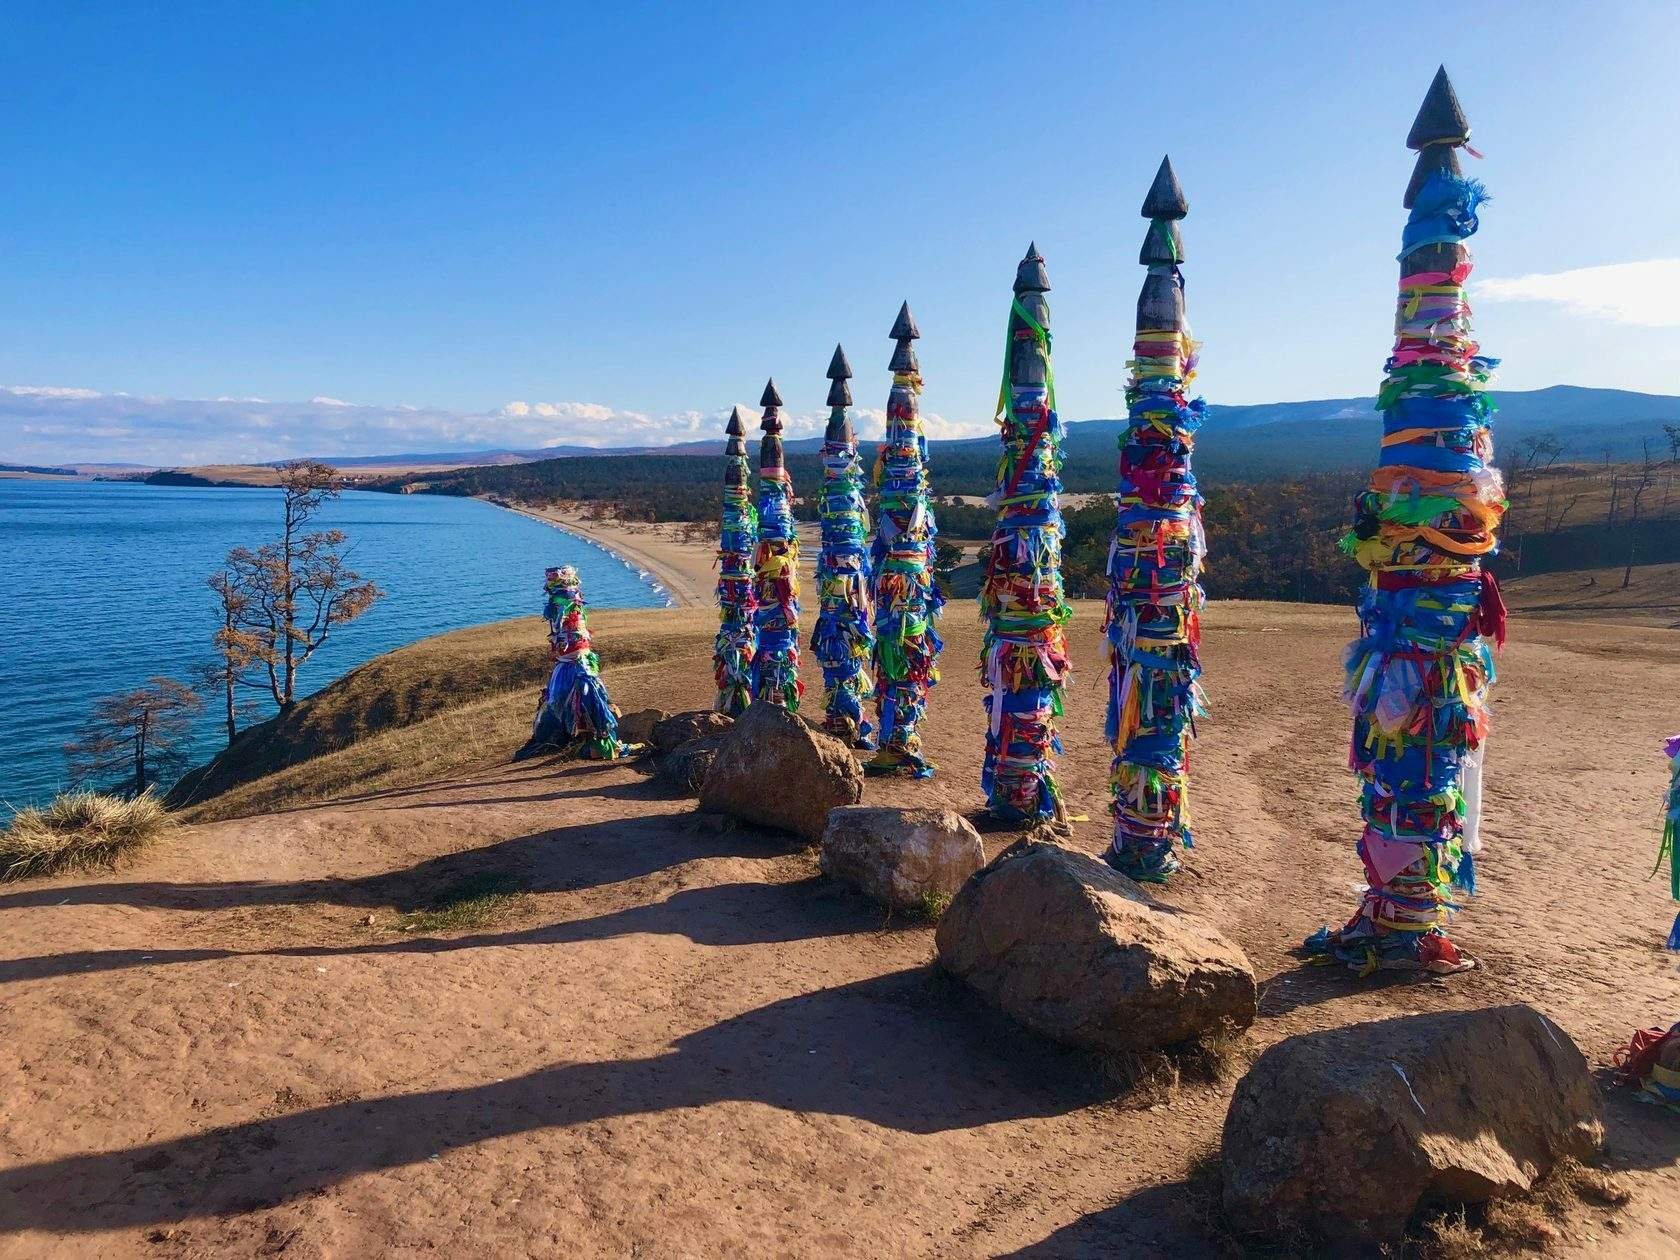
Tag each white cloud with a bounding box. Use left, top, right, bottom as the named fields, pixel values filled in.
left=1478, top=259, right=1680, bottom=328
left=8, top=384, right=103, bottom=400
left=0, top=383, right=995, bottom=467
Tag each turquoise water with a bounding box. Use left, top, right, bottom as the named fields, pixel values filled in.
left=0, top=479, right=665, bottom=810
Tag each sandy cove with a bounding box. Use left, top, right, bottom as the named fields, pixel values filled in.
left=500, top=500, right=824, bottom=611
left=1, top=599, right=1678, bottom=1255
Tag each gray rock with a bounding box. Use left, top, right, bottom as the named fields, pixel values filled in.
left=935, top=840, right=1255, bottom=1054
left=616, top=708, right=666, bottom=746
left=652, top=710, right=733, bottom=752
left=1221, top=1004, right=1604, bottom=1248
left=658, top=735, right=725, bottom=796
left=820, top=807, right=985, bottom=911
left=698, top=701, right=862, bottom=842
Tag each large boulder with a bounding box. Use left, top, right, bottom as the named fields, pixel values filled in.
left=698, top=701, right=862, bottom=841
left=652, top=710, right=733, bottom=752
left=821, top=807, right=985, bottom=911
left=658, top=735, right=725, bottom=796
left=616, top=707, right=667, bottom=746
left=935, top=840, right=1255, bottom=1053
left=1221, top=1004, right=1604, bottom=1248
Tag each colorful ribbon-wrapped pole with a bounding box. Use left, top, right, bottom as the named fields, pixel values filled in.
left=811, top=344, right=875, bottom=744
left=751, top=379, right=803, bottom=709
left=522, top=564, right=624, bottom=760
left=980, top=243, right=1071, bottom=822
left=1305, top=67, right=1502, bottom=977
left=1656, top=735, right=1680, bottom=949
left=867, top=302, right=945, bottom=777
left=1105, top=157, right=1208, bottom=882
left=713, top=406, right=759, bottom=715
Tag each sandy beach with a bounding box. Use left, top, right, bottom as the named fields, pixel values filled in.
left=501, top=501, right=823, bottom=610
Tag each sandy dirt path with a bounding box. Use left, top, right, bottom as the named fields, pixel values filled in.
left=1, top=602, right=1677, bottom=1257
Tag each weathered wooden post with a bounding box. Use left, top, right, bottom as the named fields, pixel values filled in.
left=867, top=302, right=945, bottom=776
left=1305, top=67, right=1500, bottom=976
left=811, top=344, right=875, bottom=743
left=980, top=243, right=1072, bottom=822
left=1105, top=156, right=1209, bottom=882
left=751, top=379, right=803, bottom=709
left=519, top=565, right=625, bottom=760
left=713, top=405, right=759, bottom=715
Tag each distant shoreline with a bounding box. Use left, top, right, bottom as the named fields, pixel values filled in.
left=486, top=500, right=706, bottom=609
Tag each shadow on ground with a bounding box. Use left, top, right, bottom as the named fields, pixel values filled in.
left=0, top=967, right=1116, bottom=1235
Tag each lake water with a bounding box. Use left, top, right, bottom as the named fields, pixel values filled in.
left=0, top=479, right=666, bottom=810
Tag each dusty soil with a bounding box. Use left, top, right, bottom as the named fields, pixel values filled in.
left=2, top=601, right=1678, bottom=1257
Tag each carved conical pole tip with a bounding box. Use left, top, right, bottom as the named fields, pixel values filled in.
left=726, top=406, right=747, bottom=436
left=1141, top=155, right=1189, bottom=220
left=759, top=379, right=784, bottom=409
left=827, top=344, right=853, bottom=380
left=1014, top=241, right=1051, bottom=294
left=1407, top=65, right=1470, bottom=150
left=889, top=301, right=920, bottom=341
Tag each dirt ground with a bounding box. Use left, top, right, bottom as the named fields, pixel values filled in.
left=2, top=600, right=1678, bottom=1257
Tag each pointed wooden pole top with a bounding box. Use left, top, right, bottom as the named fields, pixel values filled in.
left=1407, top=65, right=1470, bottom=150
left=1141, top=155, right=1189, bottom=220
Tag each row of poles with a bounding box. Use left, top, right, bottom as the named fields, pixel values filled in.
left=704, top=66, right=1500, bottom=974
left=710, top=150, right=1211, bottom=882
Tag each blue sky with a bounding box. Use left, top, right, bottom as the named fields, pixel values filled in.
left=2, top=2, right=1677, bottom=464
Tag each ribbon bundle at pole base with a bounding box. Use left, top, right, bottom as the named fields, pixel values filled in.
left=1304, top=67, right=1502, bottom=977
left=713, top=406, right=758, bottom=716
left=522, top=565, right=624, bottom=760
left=811, top=345, right=875, bottom=745
left=751, top=379, right=803, bottom=710
left=980, top=243, right=1070, bottom=822
left=867, top=302, right=944, bottom=777
left=1105, top=157, right=1208, bottom=883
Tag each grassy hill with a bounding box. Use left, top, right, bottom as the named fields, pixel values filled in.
left=169, top=609, right=715, bottom=821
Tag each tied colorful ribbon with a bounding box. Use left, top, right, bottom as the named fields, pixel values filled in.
left=811, top=431, right=875, bottom=742
left=531, top=565, right=624, bottom=759
left=1105, top=296, right=1209, bottom=882
left=980, top=284, right=1071, bottom=822
left=751, top=463, right=803, bottom=710
left=713, top=447, right=759, bottom=716
left=1305, top=167, right=1502, bottom=976
left=868, top=365, right=945, bottom=777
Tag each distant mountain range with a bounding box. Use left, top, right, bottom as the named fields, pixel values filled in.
left=316, top=384, right=1680, bottom=478
left=56, top=384, right=1679, bottom=485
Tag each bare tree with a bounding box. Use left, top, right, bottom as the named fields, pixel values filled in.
left=219, top=461, right=385, bottom=711
left=1662, top=422, right=1680, bottom=519
left=64, top=678, right=203, bottom=797
left=196, top=567, right=265, bottom=743
left=1621, top=439, right=1660, bottom=589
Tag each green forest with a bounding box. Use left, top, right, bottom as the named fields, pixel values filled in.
left=375, top=439, right=1680, bottom=605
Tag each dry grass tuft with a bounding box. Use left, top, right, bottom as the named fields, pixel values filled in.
left=1412, top=1156, right=1634, bottom=1258
left=390, top=873, right=526, bottom=935
left=1104, top=1021, right=1255, bottom=1106
left=0, top=791, right=173, bottom=882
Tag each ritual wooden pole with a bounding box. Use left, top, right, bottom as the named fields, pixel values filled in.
left=520, top=565, right=624, bottom=760
left=1105, top=157, right=1209, bottom=882
left=979, top=243, right=1071, bottom=821
left=867, top=303, right=944, bottom=776
left=1305, top=67, right=1500, bottom=976
left=811, top=344, right=875, bottom=743
left=750, top=380, right=803, bottom=709
left=712, top=406, right=758, bottom=715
